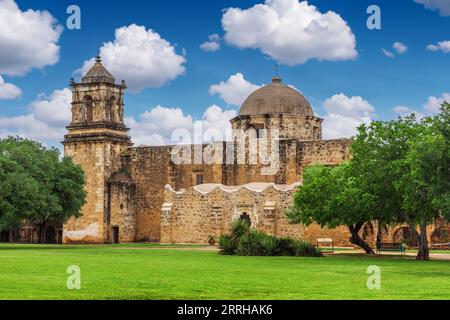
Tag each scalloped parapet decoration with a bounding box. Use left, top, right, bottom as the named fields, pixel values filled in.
left=165, top=182, right=302, bottom=196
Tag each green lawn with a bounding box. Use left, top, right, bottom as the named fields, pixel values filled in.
left=0, top=244, right=449, bottom=300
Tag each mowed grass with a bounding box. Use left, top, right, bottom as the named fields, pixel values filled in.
left=0, top=244, right=449, bottom=300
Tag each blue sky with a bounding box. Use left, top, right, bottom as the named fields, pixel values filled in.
left=0, top=0, right=449, bottom=147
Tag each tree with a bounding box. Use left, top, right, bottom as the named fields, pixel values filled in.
left=399, top=104, right=449, bottom=259
left=351, top=105, right=449, bottom=260
left=286, top=163, right=377, bottom=254
left=0, top=157, right=40, bottom=231
left=0, top=137, right=86, bottom=243
left=288, top=104, right=449, bottom=260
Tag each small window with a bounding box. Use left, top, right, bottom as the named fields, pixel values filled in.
left=313, top=126, right=319, bottom=139
left=195, top=174, right=204, bottom=185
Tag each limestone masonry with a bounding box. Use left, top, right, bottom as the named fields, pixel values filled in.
left=62, top=59, right=448, bottom=247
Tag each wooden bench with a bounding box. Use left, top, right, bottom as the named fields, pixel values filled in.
left=430, top=243, right=450, bottom=250
left=376, top=242, right=406, bottom=255
left=317, top=238, right=334, bottom=253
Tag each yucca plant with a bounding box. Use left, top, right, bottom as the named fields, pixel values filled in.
left=230, top=218, right=250, bottom=241
left=218, top=234, right=237, bottom=255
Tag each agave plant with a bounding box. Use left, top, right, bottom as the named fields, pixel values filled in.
left=230, top=218, right=250, bottom=241
left=218, top=234, right=237, bottom=255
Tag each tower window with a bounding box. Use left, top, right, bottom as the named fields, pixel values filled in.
left=109, top=97, right=116, bottom=122
left=83, top=96, right=93, bottom=123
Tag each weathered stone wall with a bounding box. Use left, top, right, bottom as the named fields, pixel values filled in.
left=299, top=139, right=352, bottom=167
left=63, top=141, right=127, bottom=243
left=126, top=146, right=172, bottom=242
left=161, top=183, right=353, bottom=246
left=126, top=144, right=226, bottom=241
left=121, top=138, right=352, bottom=243
left=231, top=114, right=323, bottom=141
left=109, top=177, right=136, bottom=242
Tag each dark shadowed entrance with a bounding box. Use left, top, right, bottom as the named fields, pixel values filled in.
left=240, top=213, right=251, bottom=227
left=112, top=226, right=120, bottom=244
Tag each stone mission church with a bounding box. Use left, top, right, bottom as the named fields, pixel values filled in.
left=62, top=58, right=447, bottom=247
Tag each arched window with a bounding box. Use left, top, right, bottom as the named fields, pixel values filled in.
left=83, top=95, right=93, bottom=123
left=109, top=97, right=116, bottom=122
left=105, top=97, right=114, bottom=122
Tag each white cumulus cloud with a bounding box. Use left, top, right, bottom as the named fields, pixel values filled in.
left=0, top=76, right=21, bottom=100
left=79, top=24, right=186, bottom=93
left=209, top=73, right=261, bottom=106
left=221, top=0, right=357, bottom=65
left=424, top=93, right=450, bottom=114
left=415, top=0, right=450, bottom=16
left=127, top=105, right=237, bottom=146
left=0, top=88, right=72, bottom=145
left=393, top=93, right=450, bottom=118
left=0, top=0, right=62, bottom=76
left=200, top=34, right=221, bottom=52
left=322, top=93, right=375, bottom=139
left=426, top=41, right=450, bottom=53
left=393, top=105, right=425, bottom=119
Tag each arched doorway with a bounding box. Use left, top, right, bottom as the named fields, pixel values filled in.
left=393, top=227, right=419, bottom=247
left=240, top=213, right=251, bottom=227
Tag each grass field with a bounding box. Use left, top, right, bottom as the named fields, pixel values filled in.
left=0, top=244, right=449, bottom=300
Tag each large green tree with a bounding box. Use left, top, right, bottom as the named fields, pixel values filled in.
left=0, top=137, right=86, bottom=243
left=349, top=104, right=449, bottom=260
left=288, top=104, right=449, bottom=260
left=286, top=163, right=377, bottom=254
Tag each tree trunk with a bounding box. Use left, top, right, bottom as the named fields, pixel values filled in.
left=416, top=221, right=430, bottom=261
left=38, top=223, right=47, bottom=244
left=349, top=224, right=375, bottom=254
left=404, top=218, right=430, bottom=261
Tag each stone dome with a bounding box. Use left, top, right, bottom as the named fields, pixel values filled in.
left=239, top=77, right=314, bottom=117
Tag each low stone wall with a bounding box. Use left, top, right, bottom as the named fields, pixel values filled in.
left=161, top=182, right=352, bottom=246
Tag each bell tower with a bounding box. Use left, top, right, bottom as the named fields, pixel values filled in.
left=63, top=56, right=132, bottom=244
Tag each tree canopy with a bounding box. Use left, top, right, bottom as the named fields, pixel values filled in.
left=287, top=103, right=449, bottom=260
left=0, top=137, right=86, bottom=243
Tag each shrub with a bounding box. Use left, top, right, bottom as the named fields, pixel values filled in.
left=237, top=230, right=264, bottom=256
left=230, top=218, right=249, bottom=240
left=259, top=234, right=280, bottom=256
left=277, top=237, right=298, bottom=256
left=218, top=235, right=237, bottom=255
left=294, top=240, right=323, bottom=257
left=220, top=220, right=322, bottom=257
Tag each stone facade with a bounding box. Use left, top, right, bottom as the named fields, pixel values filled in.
left=161, top=183, right=350, bottom=246
left=60, top=62, right=449, bottom=247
